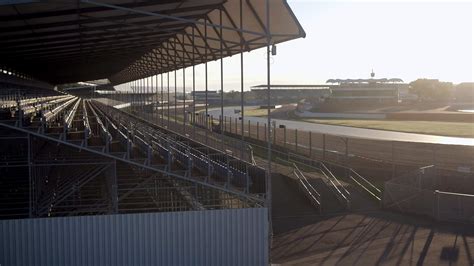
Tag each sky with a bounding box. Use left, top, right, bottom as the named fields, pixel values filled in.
left=118, top=1, right=473, bottom=92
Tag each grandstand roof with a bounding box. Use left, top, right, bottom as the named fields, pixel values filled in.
left=326, top=78, right=404, bottom=84
left=0, top=0, right=305, bottom=85
left=251, top=84, right=332, bottom=89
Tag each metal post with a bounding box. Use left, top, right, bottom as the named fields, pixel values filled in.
left=167, top=71, right=170, bottom=128
left=257, top=121, right=259, bottom=140
left=140, top=79, right=143, bottom=113
left=192, top=27, right=196, bottom=138
left=205, top=18, right=209, bottom=145
left=323, top=133, right=326, bottom=160
left=137, top=79, right=140, bottom=112
left=182, top=34, right=186, bottom=134
left=210, top=115, right=213, bottom=132
left=273, top=122, right=276, bottom=145
left=146, top=77, right=149, bottom=115
left=161, top=73, right=164, bottom=127
left=265, top=0, right=273, bottom=253
left=248, top=120, right=251, bottom=138
left=345, top=138, right=349, bottom=177
left=391, top=141, right=395, bottom=178
left=295, top=128, right=298, bottom=152
left=155, top=74, right=158, bottom=124
left=309, top=131, right=312, bottom=157
left=264, top=123, right=267, bottom=142
left=220, top=8, right=225, bottom=151
left=174, top=57, right=177, bottom=126
left=240, top=0, right=245, bottom=159
left=141, top=78, right=144, bottom=113
left=235, top=117, right=238, bottom=135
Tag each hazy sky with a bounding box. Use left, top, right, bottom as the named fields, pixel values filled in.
left=119, top=1, right=472, bottom=92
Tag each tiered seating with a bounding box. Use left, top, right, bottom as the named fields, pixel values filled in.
left=0, top=91, right=265, bottom=218
left=89, top=100, right=266, bottom=194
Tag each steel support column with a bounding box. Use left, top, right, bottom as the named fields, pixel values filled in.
left=240, top=0, right=245, bottom=159
left=192, top=26, right=196, bottom=139
left=204, top=18, right=209, bottom=145
left=265, top=0, right=273, bottom=254
left=220, top=8, right=225, bottom=152
left=182, top=34, right=186, bottom=134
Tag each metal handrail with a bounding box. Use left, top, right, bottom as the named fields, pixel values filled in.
left=287, top=158, right=350, bottom=209
left=348, top=168, right=382, bottom=201
left=96, top=100, right=260, bottom=173
left=43, top=96, right=77, bottom=123
left=91, top=100, right=259, bottom=191
left=318, top=165, right=350, bottom=208
left=86, top=100, right=112, bottom=147
left=65, top=98, right=81, bottom=129
left=293, top=163, right=321, bottom=211
left=82, top=100, right=91, bottom=138
left=248, top=145, right=257, bottom=166
left=294, top=163, right=321, bottom=198
left=320, top=162, right=350, bottom=197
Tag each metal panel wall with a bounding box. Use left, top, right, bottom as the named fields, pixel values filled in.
left=0, top=208, right=268, bottom=266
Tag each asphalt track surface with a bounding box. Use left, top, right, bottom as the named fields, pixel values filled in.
left=206, top=107, right=474, bottom=146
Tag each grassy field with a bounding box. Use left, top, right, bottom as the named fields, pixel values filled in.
left=301, top=119, right=474, bottom=138
left=243, top=108, right=275, bottom=117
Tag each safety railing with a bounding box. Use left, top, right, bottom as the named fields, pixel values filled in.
left=348, top=168, right=382, bottom=202
left=319, top=162, right=351, bottom=209
left=64, top=98, right=81, bottom=129
left=86, top=100, right=112, bottom=152
left=293, top=163, right=321, bottom=212
left=0, top=95, right=69, bottom=110
left=82, top=100, right=91, bottom=141
left=91, top=100, right=261, bottom=193
left=43, top=96, right=77, bottom=123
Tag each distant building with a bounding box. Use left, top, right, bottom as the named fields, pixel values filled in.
left=326, top=72, right=408, bottom=103
left=250, top=85, right=331, bottom=104
left=190, top=90, right=220, bottom=104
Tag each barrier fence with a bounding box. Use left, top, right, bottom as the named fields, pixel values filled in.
left=383, top=166, right=474, bottom=223
left=198, top=115, right=473, bottom=176
left=122, top=105, right=473, bottom=180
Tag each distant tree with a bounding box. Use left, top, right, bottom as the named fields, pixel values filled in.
left=409, top=79, right=453, bottom=101
left=224, top=90, right=241, bottom=101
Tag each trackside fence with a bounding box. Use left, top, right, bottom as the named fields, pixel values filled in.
left=383, top=165, right=474, bottom=223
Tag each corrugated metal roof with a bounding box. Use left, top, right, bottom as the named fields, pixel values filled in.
left=0, top=0, right=305, bottom=85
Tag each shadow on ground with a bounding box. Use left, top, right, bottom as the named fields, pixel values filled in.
left=270, top=173, right=474, bottom=265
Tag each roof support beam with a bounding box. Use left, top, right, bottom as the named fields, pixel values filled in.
left=82, top=0, right=267, bottom=37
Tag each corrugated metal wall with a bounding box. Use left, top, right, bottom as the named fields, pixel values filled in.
left=0, top=208, right=268, bottom=266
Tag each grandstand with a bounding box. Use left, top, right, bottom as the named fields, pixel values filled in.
left=327, top=73, right=408, bottom=103
left=0, top=0, right=305, bottom=264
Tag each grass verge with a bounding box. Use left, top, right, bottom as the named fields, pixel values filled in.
left=301, top=118, right=474, bottom=138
